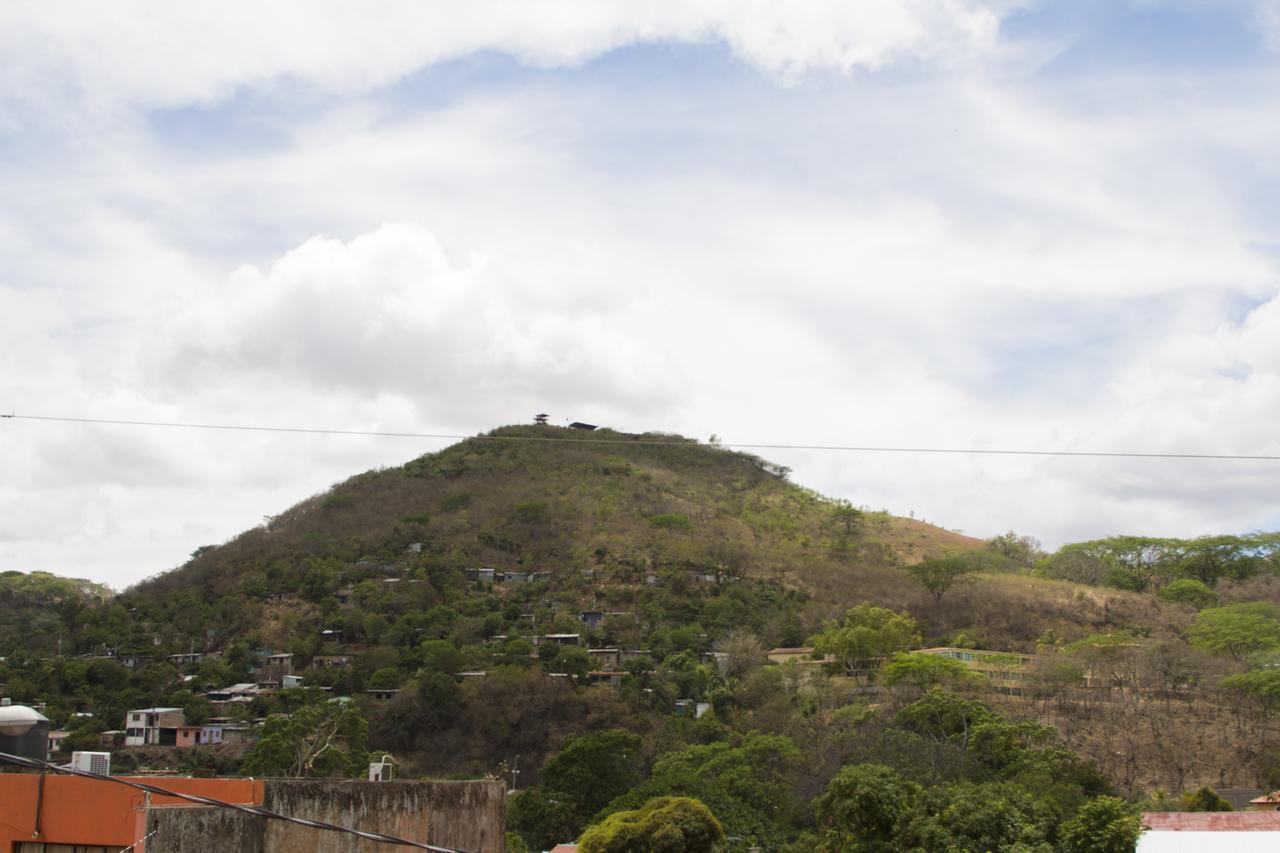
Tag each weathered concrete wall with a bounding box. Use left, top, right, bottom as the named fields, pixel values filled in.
left=261, top=779, right=505, bottom=853
left=148, top=805, right=265, bottom=853
left=144, top=779, right=504, bottom=853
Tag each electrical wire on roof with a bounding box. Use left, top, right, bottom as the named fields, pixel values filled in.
left=0, top=750, right=467, bottom=853
left=3, top=411, right=1279, bottom=462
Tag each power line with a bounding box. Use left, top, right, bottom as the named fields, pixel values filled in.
left=3, top=411, right=1279, bottom=462
left=0, top=750, right=466, bottom=852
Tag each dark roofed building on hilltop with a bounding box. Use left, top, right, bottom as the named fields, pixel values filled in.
left=569, top=422, right=597, bottom=430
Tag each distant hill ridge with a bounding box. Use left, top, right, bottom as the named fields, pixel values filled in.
left=135, top=423, right=980, bottom=604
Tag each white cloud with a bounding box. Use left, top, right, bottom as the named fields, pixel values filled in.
left=0, top=1, right=1015, bottom=116
left=3, top=4, right=1280, bottom=587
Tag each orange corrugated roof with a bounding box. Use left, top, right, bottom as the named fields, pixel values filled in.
left=1143, top=811, right=1280, bottom=831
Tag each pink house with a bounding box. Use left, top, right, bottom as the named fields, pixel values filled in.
left=174, top=726, right=202, bottom=748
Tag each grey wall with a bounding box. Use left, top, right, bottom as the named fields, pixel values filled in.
left=149, top=805, right=266, bottom=853
left=146, top=779, right=504, bottom=853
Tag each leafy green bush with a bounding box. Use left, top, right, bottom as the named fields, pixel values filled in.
left=439, top=492, right=472, bottom=512
left=1159, top=578, right=1218, bottom=610
left=579, top=796, right=724, bottom=853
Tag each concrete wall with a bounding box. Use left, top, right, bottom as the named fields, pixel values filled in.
left=147, top=779, right=504, bottom=853
left=149, top=805, right=266, bottom=853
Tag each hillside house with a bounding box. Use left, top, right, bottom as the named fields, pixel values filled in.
left=587, top=671, right=625, bottom=688
left=767, top=647, right=818, bottom=664
left=168, top=652, right=203, bottom=666
left=174, top=725, right=202, bottom=748
left=123, top=707, right=186, bottom=746
left=588, top=648, right=622, bottom=668
left=313, top=654, right=354, bottom=668
left=465, top=567, right=497, bottom=584
left=1249, top=790, right=1280, bottom=809
left=701, top=651, right=730, bottom=674
left=256, top=652, right=294, bottom=677
left=539, top=634, right=582, bottom=647
left=46, top=730, right=70, bottom=758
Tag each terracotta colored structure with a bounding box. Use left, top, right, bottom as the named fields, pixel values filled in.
left=0, top=773, right=261, bottom=850
left=0, top=772, right=506, bottom=852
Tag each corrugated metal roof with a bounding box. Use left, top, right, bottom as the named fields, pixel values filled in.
left=1143, top=811, right=1280, bottom=831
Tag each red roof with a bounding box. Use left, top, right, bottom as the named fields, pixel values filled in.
left=1250, top=791, right=1280, bottom=805
left=1143, top=811, right=1280, bottom=831
left=548, top=845, right=577, bottom=853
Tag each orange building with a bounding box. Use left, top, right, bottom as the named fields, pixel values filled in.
left=0, top=772, right=261, bottom=851
left=0, top=772, right=506, bottom=852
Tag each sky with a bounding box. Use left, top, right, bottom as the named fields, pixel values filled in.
left=2, top=1, right=1280, bottom=589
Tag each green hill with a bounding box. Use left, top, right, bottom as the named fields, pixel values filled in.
left=126, top=425, right=1183, bottom=656
left=9, top=423, right=1273, bottom=839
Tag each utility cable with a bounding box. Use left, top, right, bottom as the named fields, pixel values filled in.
left=0, top=750, right=467, bottom=852
left=3, top=412, right=1279, bottom=461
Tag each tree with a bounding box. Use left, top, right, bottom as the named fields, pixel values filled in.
left=1181, top=535, right=1257, bottom=586
left=895, top=688, right=994, bottom=753
left=579, top=796, right=725, bottom=853
left=897, top=781, right=1055, bottom=853
left=598, top=733, right=802, bottom=849
left=830, top=501, right=865, bottom=554
left=1180, top=786, right=1233, bottom=812
left=812, top=603, right=921, bottom=679
left=241, top=700, right=368, bottom=778
left=1186, top=602, right=1280, bottom=660
left=1057, top=796, right=1141, bottom=853
left=714, top=630, right=766, bottom=680
left=814, top=763, right=920, bottom=852
left=881, top=652, right=975, bottom=690
left=1158, top=578, right=1217, bottom=610
left=509, top=730, right=643, bottom=850
left=419, top=639, right=463, bottom=675
left=542, top=729, right=643, bottom=825
left=905, top=556, right=976, bottom=605
left=508, top=788, right=579, bottom=852
left=987, top=531, right=1043, bottom=567
left=1220, top=669, right=1280, bottom=722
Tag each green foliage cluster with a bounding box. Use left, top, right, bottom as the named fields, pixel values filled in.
left=509, top=729, right=643, bottom=849
left=803, top=689, right=1129, bottom=852
left=241, top=699, right=369, bottom=778
left=578, top=796, right=725, bottom=853
left=1043, top=533, right=1280, bottom=592
left=812, top=603, right=921, bottom=678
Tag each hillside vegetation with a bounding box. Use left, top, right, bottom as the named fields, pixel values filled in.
left=5, top=425, right=1280, bottom=850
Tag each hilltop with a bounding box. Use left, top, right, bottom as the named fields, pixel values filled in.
left=125, top=424, right=1167, bottom=653
left=140, top=424, right=976, bottom=594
